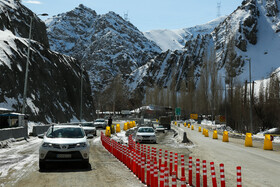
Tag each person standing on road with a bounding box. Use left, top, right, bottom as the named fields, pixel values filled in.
left=108, top=116, right=112, bottom=126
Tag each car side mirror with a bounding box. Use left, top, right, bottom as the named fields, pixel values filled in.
left=38, top=134, right=44, bottom=139
left=87, top=134, right=94, bottom=139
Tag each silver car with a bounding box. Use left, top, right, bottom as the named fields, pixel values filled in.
left=135, top=127, right=157, bottom=143
left=80, top=122, right=97, bottom=136
left=93, top=119, right=107, bottom=129
left=38, top=125, right=92, bottom=170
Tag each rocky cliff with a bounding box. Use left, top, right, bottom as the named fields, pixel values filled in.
left=0, top=0, right=94, bottom=123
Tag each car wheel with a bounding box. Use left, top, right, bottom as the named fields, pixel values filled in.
left=83, top=159, right=89, bottom=169
left=39, top=160, right=46, bottom=171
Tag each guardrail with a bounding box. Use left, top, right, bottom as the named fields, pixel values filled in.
left=0, top=126, right=28, bottom=141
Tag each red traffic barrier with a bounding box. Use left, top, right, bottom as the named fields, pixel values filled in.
left=160, top=165, right=165, bottom=187
left=164, top=166, right=169, bottom=187
left=141, top=155, right=145, bottom=184
left=174, top=153, right=178, bottom=178
left=181, top=155, right=185, bottom=178
left=181, top=176, right=187, bottom=187
left=169, top=152, right=173, bottom=176
left=159, top=149, right=162, bottom=169
left=147, top=157, right=151, bottom=186
left=172, top=171, right=177, bottom=187
left=220, top=163, right=226, bottom=187
left=210, top=162, right=217, bottom=187
left=196, top=159, right=200, bottom=187
left=150, top=159, right=155, bottom=187
left=237, top=166, right=242, bottom=187
left=154, top=165, right=159, bottom=187
left=202, top=160, right=207, bottom=187
left=164, top=150, right=168, bottom=168
left=188, top=156, right=193, bottom=186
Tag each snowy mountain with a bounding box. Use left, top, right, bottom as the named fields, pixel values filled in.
left=144, top=16, right=227, bottom=51
left=46, top=4, right=161, bottom=92
left=0, top=0, right=94, bottom=122
left=126, top=0, right=280, bottom=99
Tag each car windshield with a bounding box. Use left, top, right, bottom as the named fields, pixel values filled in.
left=46, top=127, right=85, bottom=138
left=95, top=119, right=105, bottom=122
left=138, top=128, right=154, bottom=133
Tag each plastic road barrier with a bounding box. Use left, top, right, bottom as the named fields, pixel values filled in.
left=245, top=133, right=253, bottom=147
left=223, top=131, right=229, bottom=142
left=123, top=123, right=128, bottom=131
left=220, top=163, right=225, bottom=187
left=204, top=129, right=209, bottom=137
left=202, top=160, right=207, bottom=187
left=188, top=123, right=190, bottom=128
left=264, top=134, right=273, bottom=150
left=213, top=130, right=218, bottom=139
left=188, top=157, right=193, bottom=186
left=196, top=159, right=200, bottom=187
left=191, top=125, right=194, bottom=130
left=210, top=162, right=217, bottom=187
left=199, top=126, right=201, bottom=132
left=116, top=124, right=121, bottom=133
left=181, top=155, right=185, bottom=178
left=169, top=152, right=173, bottom=176
left=172, top=171, right=177, bottom=187
left=105, top=126, right=111, bottom=137
left=184, top=122, right=187, bottom=127
left=237, top=166, right=242, bottom=187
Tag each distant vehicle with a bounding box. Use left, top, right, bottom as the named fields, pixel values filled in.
left=155, top=125, right=165, bottom=133
left=93, top=119, right=107, bottom=129
left=79, top=122, right=97, bottom=136
left=38, top=125, right=92, bottom=170
left=135, top=126, right=157, bottom=143
left=159, top=116, right=171, bottom=130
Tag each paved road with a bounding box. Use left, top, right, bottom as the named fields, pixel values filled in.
left=175, top=123, right=280, bottom=187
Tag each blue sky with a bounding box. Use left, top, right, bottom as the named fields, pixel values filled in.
left=23, top=0, right=243, bottom=31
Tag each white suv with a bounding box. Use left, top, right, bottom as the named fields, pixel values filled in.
left=38, top=125, right=91, bottom=170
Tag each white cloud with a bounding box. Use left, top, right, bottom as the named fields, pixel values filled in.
left=23, top=1, right=42, bottom=4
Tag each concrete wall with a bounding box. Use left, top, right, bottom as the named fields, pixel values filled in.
left=0, top=126, right=28, bottom=141
left=32, top=125, right=51, bottom=136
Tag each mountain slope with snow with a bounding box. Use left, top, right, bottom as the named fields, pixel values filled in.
left=0, top=0, right=94, bottom=122
left=126, top=0, right=280, bottom=102
left=46, top=4, right=161, bottom=92
left=143, top=16, right=227, bottom=51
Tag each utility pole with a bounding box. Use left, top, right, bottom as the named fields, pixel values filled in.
left=247, top=58, right=253, bottom=133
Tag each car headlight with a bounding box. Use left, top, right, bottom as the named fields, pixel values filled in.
left=76, top=143, right=87, bottom=147
left=42, top=143, right=53, bottom=147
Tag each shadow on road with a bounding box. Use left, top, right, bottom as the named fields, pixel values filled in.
left=39, top=162, right=92, bottom=173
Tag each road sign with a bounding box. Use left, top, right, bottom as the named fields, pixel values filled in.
left=190, top=114, right=198, bottom=120
left=175, top=107, right=181, bottom=116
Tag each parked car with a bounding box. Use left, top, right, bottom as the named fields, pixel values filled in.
left=93, top=119, right=107, bottom=129
left=38, top=125, right=92, bottom=170
left=135, top=126, right=157, bottom=143
left=79, top=122, right=97, bottom=136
